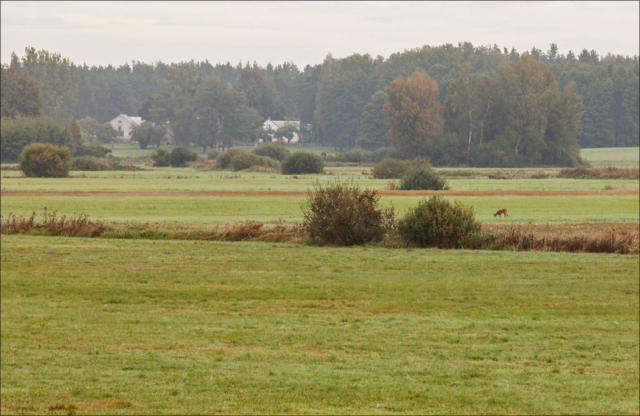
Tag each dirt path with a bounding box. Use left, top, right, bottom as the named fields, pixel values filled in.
left=2, top=189, right=638, bottom=198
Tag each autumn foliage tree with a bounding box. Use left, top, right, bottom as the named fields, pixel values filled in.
left=383, top=72, right=443, bottom=159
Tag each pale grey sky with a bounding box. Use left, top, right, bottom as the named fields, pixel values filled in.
left=2, top=1, right=638, bottom=67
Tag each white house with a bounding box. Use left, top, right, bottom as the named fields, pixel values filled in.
left=262, top=118, right=300, bottom=144
left=109, top=114, right=142, bottom=141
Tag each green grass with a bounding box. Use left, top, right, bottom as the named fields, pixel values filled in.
left=1, top=235, right=638, bottom=415
left=580, top=147, right=640, bottom=168
left=2, top=194, right=638, bottom=225
left=1, top=169, right=638, bottom=193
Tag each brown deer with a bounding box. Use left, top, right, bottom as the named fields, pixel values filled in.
left=494, top=209, right=508, bottom=217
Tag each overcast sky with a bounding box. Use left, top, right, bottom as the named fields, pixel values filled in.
left=2, top=1, right=638, bottom=68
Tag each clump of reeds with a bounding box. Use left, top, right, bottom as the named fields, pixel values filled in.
left=1, top=209, right=105, bottom=237
left=557, top=166, right=640, bottom=179
left=483, top=225, right=638, bottom=254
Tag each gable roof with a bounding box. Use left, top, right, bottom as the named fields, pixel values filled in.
left=264, top=119, right=300, bottom=128
left=117, top=114, right=142, bottom=126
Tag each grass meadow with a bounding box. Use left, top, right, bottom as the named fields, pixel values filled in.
left=1, top=146, right=639, bottom=414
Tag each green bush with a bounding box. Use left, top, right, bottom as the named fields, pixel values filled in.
left=71, top=156, right=122, bottom=171
left=19, top=143, right=71, bottom=178
left=302, top=181, right=393, bottom=246
left=72, top=156, right=99, bottom=171
left=398, top=196, right=482, bottom=248
left=372, top=158, right=408, bottom=179
left=400, top=161, right=449, bottom=190
left=253, top=143, right=290, bottom=161
left=169, top=146, right=198, bottom=167
left=73, top=143, right=112, bottom=158
left=371, top=147, right=402, bottom=163
left=206, top=149, right=220, bottom=160
left=151, top=148, right=170, bottom=167
left=281, top=152, right=324, bottom=174
left=230, top=153, right=279, bottom=171
left=331, top=149, right=372, bottom=163
left=217, top=148, right=251, bottom=170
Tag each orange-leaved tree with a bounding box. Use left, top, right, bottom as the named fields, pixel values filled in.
left=383, top=72, right=443, bottom=159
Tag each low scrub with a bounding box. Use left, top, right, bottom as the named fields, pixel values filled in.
left=72, top=156, right=140, bottom=171
left=253, top=143, right=290, bottom=161
left=19, top=143, right=71, bottom=178
left=73, top=143, right=112, bottom=158
left=1, top=209, right=105, bottom=237
left=372, top=158, right=408, bottom=179
left=557, top=166, right=640, bottom=179
left=483, top=226, right=639, bottom=254
left=168, top=146, right=198, bottom=167
left=371, top=148, right=402, bottom=163
left=398, top=196, right=482, bottom=248
left=230, top=152, right=279, bottom=171
left=282, top=152, right=324, bottom=174
left=151, top=148, right=171, bottom=167
left=302, top=181, right=394, bottom=246
left=217, top=148, right=251, bottom=170
left=399, top=160, right=449, bottom=190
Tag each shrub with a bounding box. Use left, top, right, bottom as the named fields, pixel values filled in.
left=331, top=149, right=372, bottom=163
left=19, top=143, right=71, bottom=178
left=371, top=147, right=402, bottom=163
left=206, top=148, right=220, bottom=160
left=253, top=143, right=290, bottom=161
left=398, top=196, right=482, bottom=248
left=73, top=143, right=112, bottom=158
left=1, top=209, right=105, bottom=237
left=557, top=166, right=639, bottom=179
left=217, top=148, right=251, bottom=170
left=372, top=158, right=408, bottom=179
left=281, top=152, right=324, bottom=174
left=72, top=156, right=99, bottom=171
left=230, top=152, right=279, bottom=171
left=72, top=156, right=128, bottom=171
left=399, top=161, right=449, bottom=190
left=151, top=148, right=170, bottom=167
left=302, top=181, right=393, bottom=246
left=169, top=146, right=198, bottom=167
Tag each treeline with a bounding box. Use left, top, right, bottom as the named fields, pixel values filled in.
left=1, top=43, right=638, bottom=165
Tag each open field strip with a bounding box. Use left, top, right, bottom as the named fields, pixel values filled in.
left=580, top=147, right=640, bottom=168
left=2, top=194, right=638, bottom=225
left=2, top=169, right=640, bottom=193
left=1, top=235, right=638, bottom=415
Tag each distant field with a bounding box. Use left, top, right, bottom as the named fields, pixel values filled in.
left=580, top=147, right=640, bottom=168
left=1, top=236, right=638, bottom=415
left=107, top=144, right=640, bottom=169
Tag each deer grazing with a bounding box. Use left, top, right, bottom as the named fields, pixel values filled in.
left=494, top=209, right=508, bottom=217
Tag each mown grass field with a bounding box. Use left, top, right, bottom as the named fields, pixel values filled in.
left=1, top=146, right=639, bottom=415
left=580, top=147, right=640, bottom=168
left=1, top=236, right=638, bottom=415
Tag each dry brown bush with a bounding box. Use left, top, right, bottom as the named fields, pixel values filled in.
left=557, top=166, right=640, bottom=179
left=220, top=221, right=264, bottom=241
left=1, top=209, right=105, bottom=237
left=483, top=225, right=638, bottom=254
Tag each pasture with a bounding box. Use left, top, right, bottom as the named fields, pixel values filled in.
left=1, top=146, right=639, bottom=414
left=1, top=237, right=638, bottom=415
left=580, top=147, right=640, bottom=168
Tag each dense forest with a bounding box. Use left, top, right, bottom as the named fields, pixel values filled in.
left=1, top=42, right=638, bottom=166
